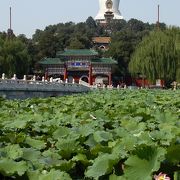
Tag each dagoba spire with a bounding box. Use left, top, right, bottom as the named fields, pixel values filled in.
left=95, top=0, right=123, bottom=23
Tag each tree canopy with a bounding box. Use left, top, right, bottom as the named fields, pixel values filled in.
left=0, top=35, right=31, bottom=78
left=0, top=17, right=179, bottom=85
left=129, top=29, right=180, bottom=85
left=105, top=19, right=153, bottom=76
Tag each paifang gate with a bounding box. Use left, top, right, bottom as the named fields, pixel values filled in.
left=39, top=49, right=117, bottom=86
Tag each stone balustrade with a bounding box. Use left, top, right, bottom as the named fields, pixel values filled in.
left=0, top=73, right=90, bottom=99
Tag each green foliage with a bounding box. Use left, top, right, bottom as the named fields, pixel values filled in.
left=68, top=37, right=85, bottom=49
left=27, top=169, right=72, bottom=180
left=124, top=146, right=166, bottom=180
left=0, top=90, right=179, bottom=179
left=2, top=144, right=23, bottom=160
left=0, top=37, right=31, bottom=77
left=0, top=159, right=27, bottom=176
left=105, top=18, right=157, bottom=76
left=106, top=31, right=149, bottom=75
left=166, top=145, right=180, bottom=164
left=1, top=18, right=173, bottom=78
left=32, top=20, right=95, bottom=61
left=25, top=137, right=46, bottom=150
left=85, top=153, right=118, bottom=179
left=86, top=16, right=97, bottom=29
left=129, top=28, right=180, bottom=85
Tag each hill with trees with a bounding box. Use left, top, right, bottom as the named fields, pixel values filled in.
left=0, top=17, right=179, bottom=85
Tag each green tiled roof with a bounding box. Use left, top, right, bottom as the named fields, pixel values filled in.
left=39, top=58, right=64, bottom=65
left=91, top=58, right=117, bottom=64
left=39, top=57, right=117, bottom=65
left=57, top=49, right=99, bottom=56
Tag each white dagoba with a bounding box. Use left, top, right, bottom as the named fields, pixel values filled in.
left=95, top=0, right=123, bottom=22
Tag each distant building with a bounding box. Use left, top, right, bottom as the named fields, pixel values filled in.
left=92, top=37, right=111, bottom=50
left=95, top=0, right=123, bottom=24
left=39, top=49, right=117, bottom=86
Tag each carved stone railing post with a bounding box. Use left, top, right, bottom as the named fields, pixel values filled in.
left=50, top=77, right=53, bottom=82
left=2, top=73, right=5, bottom=80
left=12, top=74, right=17, bottom=80
left=72, top=79, right=75, bottom=84
left=42, top=76, right=45, bottom=82
left=23, top=75, right=27, bottom=81
left=33, top=75, right=36, bottom=81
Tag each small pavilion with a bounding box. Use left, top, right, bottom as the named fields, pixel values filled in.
left=92, top=37, right=111, bottom=50
left=39, top=49, right=117, bottom=86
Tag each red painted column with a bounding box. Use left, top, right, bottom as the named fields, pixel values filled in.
left=45, top=68, right=48, bottom=80
left=89, top=64, right=92, bottom=85
left=64, top=65, right=67, bottom=81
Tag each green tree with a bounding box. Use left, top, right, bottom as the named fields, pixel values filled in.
left=106, top=30, right=142, bottom=75
left=129, top=29, right=179, bottom=86
left=174, top=28, right=180, bottom=82
left=68, top=37, right=85, bottom=49
left=108, top=19, right=127, bottom=33
left=0, top=38, right=31, bottom=77
left=86, top=16, right=97, bottom=29
left=126, top=19, right=147, bottom=32
left=26, top=17, right=169, bottom=74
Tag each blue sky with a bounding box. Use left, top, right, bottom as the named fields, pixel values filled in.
left=0, top=0, right=179, bottom=38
